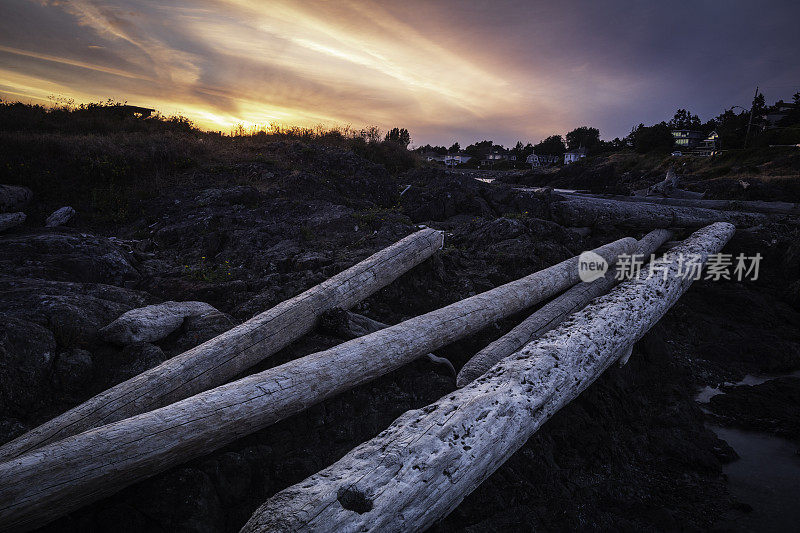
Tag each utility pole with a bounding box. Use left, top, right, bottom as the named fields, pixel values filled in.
left=744, top=85, right=759, bottom=149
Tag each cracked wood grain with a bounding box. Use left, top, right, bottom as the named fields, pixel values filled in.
left=0, top=237, right=635, bottom=531
left=0, top=228, right=444, bottom=464
left=457, top=228, right=672, bottom=386
left=240, top=222, right=734, bottom=533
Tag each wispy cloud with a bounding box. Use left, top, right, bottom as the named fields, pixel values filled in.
left=1, top=0, right=799, bottom=144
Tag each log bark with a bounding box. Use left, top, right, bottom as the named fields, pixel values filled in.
left=563, top=191, right=800, bottom=216
left=456, top=228, right=672, bottom=386
left=0, top=238, right=636, bottom=531
left=0, top=228, right=444, bottom=463
left=319, top=308, right=456, bottom=377
left=241, top=222, right=735, bottom=533
left=553, top=196, right=766, bottom=228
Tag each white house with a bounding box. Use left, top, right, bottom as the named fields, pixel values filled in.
left=564, top=147, right=587, bottom=164
left=444, top=152, right=472, bottom=166
left=526, top=153, right=560, bottom=168
left=420, top=151, right=446, bottom=163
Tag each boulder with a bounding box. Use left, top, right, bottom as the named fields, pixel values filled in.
left=114, top=343, right=167, bottom=382
left=45, top=206, right=76, bottom=227
left=0, top=314, right=57, bottom=414
left=53, top=348, right=93, bottom=393
left=99, top=301, right=219, bottom=345
left=171, top=310, right=236, bottom=353
left=0, top=185, right=32, bottom=213
left=0, top=231, right=140, bottom=285
left=0, top=212, right=25, bottom=233
left=0, top=277, right=151, bottom=347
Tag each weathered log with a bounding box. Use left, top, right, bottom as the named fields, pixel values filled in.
left=319, top=308, right=456, bottom=377
left=456, top=228, right=672, bottom=386
left=563, top=191, right=800, bottom=216
left=0, top=212, right=25, bottom=233
left=553, top=196, right=766, bottom=228
left=241, top=222, right=735, bottom=533
left=0, top=228, right=444, bottom=463
left=0, top=238, right=636, bottom=531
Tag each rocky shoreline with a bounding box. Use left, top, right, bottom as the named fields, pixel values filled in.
left=1, top=143, right=799, bottom=531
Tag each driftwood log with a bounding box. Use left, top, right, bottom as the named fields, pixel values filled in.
left=319, top=309, right=456, bottom=377
left=456, top=228, right=673, bottom=386
left=0, top=228, right=444, bottom=463
left=564, top=191, right=800, bottom=217
left=0, top=238, right=636, bottom=531
left=633, top=168, right=705, bottom=199
left=553, top=196, right=766, bottom=228
left=241, top=222, right=735, bottom=533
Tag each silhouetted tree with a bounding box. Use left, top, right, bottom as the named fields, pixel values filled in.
left=385, top=127, right=411, bottom=147
left=668, top=109, right=701, bottom=130
left=628, top=123, right=673, bottom=153
left=464, top=140, right=494, bottom=158
left=565, top=126, right=600, bottom=151
left=448, top=142, right=460, bottom=153
left=533, top=135, right=566, bottom=155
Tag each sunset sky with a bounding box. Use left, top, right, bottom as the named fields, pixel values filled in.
left=2, top=0, right=799, bottom=146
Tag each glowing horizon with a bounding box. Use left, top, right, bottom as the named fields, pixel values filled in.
left=2, top=0, right=799, bottom=146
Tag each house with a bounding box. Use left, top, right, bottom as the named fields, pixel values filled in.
left=563, top=147, right=587, bottom=164
left=419, top=151, right=446, bottom=163
left=694, top=130, right=720, bottom=157
left=480, top=146, right=510, bottom=167
left=765, top=102, right=797, bottom=129
left=444, top=152, right=472, bottom=166
left=526, top=153, right=560, bottom=168
left=671, top=129, right=705, bottom=148
left=97, top=105, right=155, bottom=119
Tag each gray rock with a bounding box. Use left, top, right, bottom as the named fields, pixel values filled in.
left=45, top=206, right=76, bottom=227
left=53, top=348, right=93, bottom=392
left=0, top=314, right=57, bottom=414
left=201, top=452, right=252, bottom=505
left=99, top=301, right=219, bottom=345
left=0, top=212, right=25, bottom=233
left=0, top=231, right=140, bottom=285
left=0, top=276, right=151, bottom=347
left=0, top=185, right=32, bottom=213
left=171, top=310, right=236, bottom=353
left=115, top=343, right=167, bottom=382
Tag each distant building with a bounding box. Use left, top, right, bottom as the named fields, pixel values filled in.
left=96, top=105, right=155, bottom=119
left=444, top=152, right=472, bottom=166
left=563, top=147, right=587, bottom=164
left=419, top=151, right=446, bottom=163
left=527, top=153, right=560, bottom=168
left=671, top=129, right=705, bottom=148
left=695, top=130, right=720, bottom=156
left=480, top=146, right=510, bottom=167
left=765, top=102, right=797, bottom=129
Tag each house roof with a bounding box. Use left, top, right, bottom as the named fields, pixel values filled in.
left=565, top=147, right=587, bottom=155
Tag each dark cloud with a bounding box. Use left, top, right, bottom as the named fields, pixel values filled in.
left=1, top=0, right=799, bottom=144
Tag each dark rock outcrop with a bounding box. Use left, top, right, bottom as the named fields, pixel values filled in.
left=0, top=314, right=56, bottom=415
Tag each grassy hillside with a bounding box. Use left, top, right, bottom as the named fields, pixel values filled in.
left=0, top=101, right=421, bottom=225
left=501, top=147, right=800, bottom=201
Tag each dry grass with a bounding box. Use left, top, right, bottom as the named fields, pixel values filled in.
left=0, top=100, right=422, bottom=225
